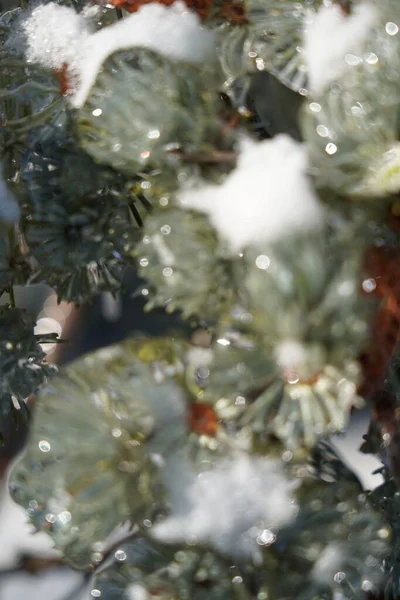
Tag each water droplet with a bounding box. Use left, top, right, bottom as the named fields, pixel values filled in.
left=162, top=267, right=173, bottom=277
left=178, top=170, right=189, bottom=183
left=309, top=102, right=321, bottom=113
left=115, top=549, right=127, bottom=562
left=46, top=513, right=56, bottom=523
left=362, top=278, right=376, bottom=293
left=316, top=124, right=329, bottom=138
left=362, top=580, right=374, bottom=592
left=345, top=53, right=361, bottom=66
left=91, top=590, right=101, bottom=598
left=197, top=366, right=210, bottom=379
left=143, top=519, right=152, bottom=528
left=325, top=143, right=337, bottom=155
left=386, top=22, right=399, bottom=35
left=91, top=552, right=103, bottom=563
left=147, top=129, right=160, bottom=139
left=255, top=58, right=265, bottom=70
left=160, top=224, right=171, bottom=235
left=281, top=450, right=293, bottom=462
left=58, top=511, right=72, bottom=524
left=39, top=440, right=51, bottom=452
left=238, top=106, right=252, bottom=117
left=92, top=108, right=102, bottom=117
left=232, top=576, right=243, bottom=584
left=378, top=527, right=390, bottom=539
left=257, top=529, right=276, bottom=546
left=255, top=255, right=271, bottom=270
left=235, top=396, right=246, bottom=406
left=365, top=52, right=379, bottom=65
left=92, top=542, right=105, bottom=552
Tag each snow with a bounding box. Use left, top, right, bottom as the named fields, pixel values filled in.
left=179, top=135, right=325, bottom=253
left=20, top=3, right=92, bottom=73
left=0, top=487, right=58, bottom=570
left=153, top=453, right=298, bottom=561
left=17, top=1, right=215, bottom=108
left=74, top=1, right=215, bottom=108
left=0, top=164, right=20, bottom=223
left=274, top=340, right=309, bottom=373
left=1, top=568, right=87, bottom=600
left=311, top=542, right=345, bottom=583
left=304, top=2, right=378, bottom=95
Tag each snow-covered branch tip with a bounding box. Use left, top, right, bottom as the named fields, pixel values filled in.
left=304, top=1, right=378, bottom=95
left=153, top=453, right=298, bottom=562
left=13, top=1, right=215, bottom=108
left=178, top=134, right=326, bottom=253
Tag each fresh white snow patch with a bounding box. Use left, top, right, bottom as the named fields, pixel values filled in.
left=179, top=135, right=325, bottom=253
left=74, top=1, right=215, bottom=107
left=0, top=488, right=59, bottom=570
left=153, top=452, right=298, bottom=561
left=20, top=3, right=92, bottom=72
left=1, top=568, right=87, bottom=600
left=304, top=1, right=378, bottom=95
